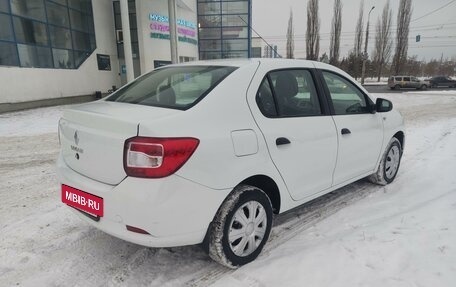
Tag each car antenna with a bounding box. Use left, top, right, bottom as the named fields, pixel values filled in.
left=237, top=16, right=282, bottom=58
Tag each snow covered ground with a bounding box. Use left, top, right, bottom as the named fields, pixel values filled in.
left=359, top=77, right=388, bottom=86
left=1, top=91, right=455, bottom=286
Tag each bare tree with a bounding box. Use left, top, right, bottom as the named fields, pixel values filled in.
left=354, top=0, right=364, bottom=58
left=373, top=0, right=393, bottom=81
left=329, top=0, right=342, bottom=65
left=306, top=0, right=320, bottom=60
left=353, top=0, right=364, bottom=78
left=286, top=9, right=294, bottom=59
left=392, top=0, right=412, bottom=74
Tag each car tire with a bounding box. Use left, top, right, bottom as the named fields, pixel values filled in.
left=207, top=185, right=273, bottom=268
left=394, top=84, right=401, bottom=90
left=420, top=84, right=427, bottom=90
left=368, top=137, right=402, bottom=186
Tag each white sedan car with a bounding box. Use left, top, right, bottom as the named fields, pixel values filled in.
left=57, top=59, right=404, bottom=268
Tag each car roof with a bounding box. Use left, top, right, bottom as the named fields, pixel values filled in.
left=166, top=58, right=323, bottom=68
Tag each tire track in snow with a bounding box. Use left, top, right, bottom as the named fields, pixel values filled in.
left=187, top=181, right=379, bottom=286
left=109, top=248, right=155, bottom=286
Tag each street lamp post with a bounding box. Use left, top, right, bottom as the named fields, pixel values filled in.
left=361, top=6, right=375, bottom=85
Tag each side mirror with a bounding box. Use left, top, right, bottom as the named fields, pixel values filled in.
left=376, top=98, right=393, bottom=113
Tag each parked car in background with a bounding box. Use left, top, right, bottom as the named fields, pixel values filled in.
left=429, top=76, right=456, bottom=88
left=58, top=59, right=405, bottom=268
left=388, top=76, right=429, bottom=90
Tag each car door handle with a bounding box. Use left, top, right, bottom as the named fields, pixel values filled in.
left=341, top=128, right=351, bottom=135
left=276, top=137, right=291, bottom=146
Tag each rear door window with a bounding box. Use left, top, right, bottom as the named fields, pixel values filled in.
left=267, top=69, right=322, bottom=117
left=107, top=66, right=237, bottom=110
left=403, top=77, right=410, bottom=82
left=256, top=78, right=278, bottom=117
left=395, top=77, right=402, bottom=81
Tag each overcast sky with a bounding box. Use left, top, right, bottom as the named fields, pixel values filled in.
left=252, top=0, right=456, bottom=61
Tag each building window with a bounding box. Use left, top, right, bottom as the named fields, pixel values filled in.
left=17, top=44, right=52, bottom=67
left=197, top=0, right=251, bottom=60
left=0, top=13, right=14, bottom=41
left=0, top=0, right=9, bottom=13
left=13, top=16, right=49, bottom=46
left=46, top=2, right=69, bottom=27
left=49, top=26, right=72, bottom=49
left=113, top=0, right=139, bottom=60
left=0, top=0, right=96, bottom=69
left=0, top=41, right=19, bottom=66
left=11, top=0, right=46, bottom=21
left=53, top=48, right=73, bottom=68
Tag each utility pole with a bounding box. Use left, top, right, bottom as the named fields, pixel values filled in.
left=168, top=0, right=178, bottom=64
left=361, top=6, right=375, bottom=84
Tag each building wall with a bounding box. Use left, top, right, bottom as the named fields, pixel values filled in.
left=136, top=0, right=198, bottom=74
left=0, top=0, right=120, bottom=104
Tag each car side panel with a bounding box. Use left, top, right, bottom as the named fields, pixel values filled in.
left=137, top=62, right=296, bottom=211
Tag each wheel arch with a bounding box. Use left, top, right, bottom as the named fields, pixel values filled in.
left=393, top=131, right=405, bottom=151
left=239, top=175, right=281, bottom=214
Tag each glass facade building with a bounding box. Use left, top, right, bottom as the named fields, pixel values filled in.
left=197, top=0, right=251, bottom=60
left=0, top=0, right=96, bottom=69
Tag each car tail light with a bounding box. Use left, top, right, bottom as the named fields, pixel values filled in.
left=124, top=137, right=199, bottom=178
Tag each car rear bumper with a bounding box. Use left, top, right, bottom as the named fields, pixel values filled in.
left=56, top=153, right=231, bottom=247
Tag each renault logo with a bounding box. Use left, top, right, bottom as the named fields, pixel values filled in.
left=74, top=131, right=79, bottom=145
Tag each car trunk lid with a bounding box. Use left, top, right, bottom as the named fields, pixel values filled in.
left=59, top=101, right=178, bottom=185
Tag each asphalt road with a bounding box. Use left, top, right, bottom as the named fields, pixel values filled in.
left=363, top=84, right=456, bottom=93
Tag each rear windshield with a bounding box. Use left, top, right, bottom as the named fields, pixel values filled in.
left=106, top=66, right=237, bottom=110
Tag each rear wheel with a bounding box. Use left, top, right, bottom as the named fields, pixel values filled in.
left=420, top=84, right=427, bottom=90
left=207, top=185, right=273, bottom=268
left=369, top=138, right=402, bottom=185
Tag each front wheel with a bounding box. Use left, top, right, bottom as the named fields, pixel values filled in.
left=394, top=84, right=401, bottom=90
left=207, top=185, right=273, bottom=268
left=420, top=84, right=427, bottom=90
left=368, top=137, right=402, bottom=185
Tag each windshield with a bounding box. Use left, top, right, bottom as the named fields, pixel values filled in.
left=106, top=66, right=237, bottom=110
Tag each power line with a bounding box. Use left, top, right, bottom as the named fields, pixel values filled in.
left=261, top=32, right=456, bottom=42
left=260, top=23, right=456, bottom=39
left=411, top=0, right=456, bottom=22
